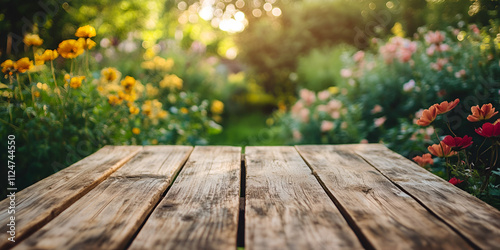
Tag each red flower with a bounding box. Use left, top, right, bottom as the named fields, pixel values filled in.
left=412, top=153, right=434, bottom=167
left=449, top=177, right=464, bottom=185
left=416, top=105, right=438, bottom=126
left=434, top=98, right=460, bottom=115
left=467, top=103, right=498, bottom=122
left=475, top=122, right=500, bottom=138
left=428, top=141, right=456, bottom=157
left=442, top=135, right=473, bottom=151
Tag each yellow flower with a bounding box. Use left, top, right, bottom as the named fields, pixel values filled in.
left=23, top=34, right=43, bottom=46
left=37, top=82, right=49, bottom=91
left=69, top=76, right=85, bottom=89
left=78, top=38, right=96, bottom=50
left=15, top=57, right=34, bottom=73
left=121, top=76, right=136, bottom=93
left=145, top=83, right=159, bottom=97
left=1, top=60, right=15, bottom=75
left=75, top=25, right=96, bottom=38
left=58, top=39, right=85, bottom=59
left=35, top=53, right=45, bottom=65
left=211, top=100, right=224, bottom=114
left=64, top=74, right=71, bottom=82
left=157, top=110, right=168, bottom=119
left=159, top=74, right=183, bottom=90
left=129, top=106, right=140, bottom=115
left=151, top=139, right=158, bottom=145
left=101, top=67, right=119, bottom=82
left=33, top=91, right=40, bottom=98
left=132, top=127, right=141, bottom=135
left=328, top=86, right=339, bottom=95
left=43, top=49, right=59, bottom=61
left=180, top=107, right=189, bottom=114
left=108, top=95, right=122, bottom=105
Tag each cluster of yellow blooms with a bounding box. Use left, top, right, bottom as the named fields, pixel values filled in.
left=1, top=57, right=34, bottom=76
left=141, top=56, right=174, bottom=71
left=142, top=99, right=169, bottom=124
left=159, top=74, right=183, bottom=90
left=64, top=74, right=86, bottom=89
left=57, top=25, right=96, bottom=59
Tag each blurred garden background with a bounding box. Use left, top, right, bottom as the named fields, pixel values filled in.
left=1, top=0, right=500, bottom=208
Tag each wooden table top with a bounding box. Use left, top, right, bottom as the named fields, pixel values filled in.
left=2, top=144, right=500, bottom=249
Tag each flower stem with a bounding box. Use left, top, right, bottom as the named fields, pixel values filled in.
left=16, top=73, right=24, bottom=101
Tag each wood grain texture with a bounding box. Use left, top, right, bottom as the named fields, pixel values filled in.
left=0, top=145, right=142, bottom=249
left=296, top=145, right=473, bottom=250
left=245, top=146, right=363, bottom=250
left=15, top=146, right=192, bottom=250
left=351, top=143, right=500, bottom=249
left=129, top=146, right=241, bottom=250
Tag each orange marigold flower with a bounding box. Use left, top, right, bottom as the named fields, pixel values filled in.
left=69, top=76, right=85, bottom=89
left=428, top=141, right=456, bottom=158
left=467, top=103, right=498, bottom=122
left=412, top=153, right=434, bottom=167
left=416, top=105, right=438, bottom=126
left=1, top=60, right=15, bottom=75
left=58, top=39, right=85, bottom=59
left=434, top=98, right=460, bottom=115
left=75, top=25, right=96, bottom=38
left=23, top=34, right=43, bottom=46
left=15, top=57, right=34, bottom=73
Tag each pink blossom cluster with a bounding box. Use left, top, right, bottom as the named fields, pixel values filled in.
left=379, top=37, right=417, bottom=64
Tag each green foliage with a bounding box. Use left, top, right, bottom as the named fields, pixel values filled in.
left=297, top=45, right=356, bottom=91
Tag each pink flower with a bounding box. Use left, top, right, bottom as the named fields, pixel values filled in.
left=425, top=31, right=445, bottom=44
left=449, top=177, right=464, bottom=185
left=371, top=105, right=383, bottom=114
left=293, top=130, right=302, bottom=141
left=455, top=69, right=466, bottom=78
left=353, top=51, right=365, bottom=63
left=299, top=89, right=316, bottom=106
left=438, top=43, right=450, bottom=52
left=291, top=101, right=304, bottom=115
left=374, top=116, right=387, bottom=127
left=299, top=108, right=310, bottom=123
left=320, top=120, right=335, bottom=132
left=426, top=45, right=436, bottom=56
left=318, top=90, right=330, bottom=101
left=340, top=68, right=352, bottom=78
left=403, top=79, right=415, bottom=92
left=469, top=24, right=480, bottom=34
left=331, top=111, right=340, bottom=119
left=327, top=99, right=342, bottom=111
left=431, top=58, right=449, bottom=71
left=360, top=139, right=369, bottom=144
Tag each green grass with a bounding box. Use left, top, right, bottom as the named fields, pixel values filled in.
left=208, top=111, right=285, bottom=147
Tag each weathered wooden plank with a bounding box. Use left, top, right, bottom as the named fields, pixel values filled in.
left=244, top=146, right=363, bottom=250
left=129, top=146, right=241, bottom=250
left=15, top=146, right=192, bottom=250
left=296, top=145, right=473, bottom=250
left=0, top=145, right=142, bottom=249
left=351, top=143, right=500, bottom=249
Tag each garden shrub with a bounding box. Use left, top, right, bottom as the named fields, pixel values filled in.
left=0, top=26, right=222, bottom=193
